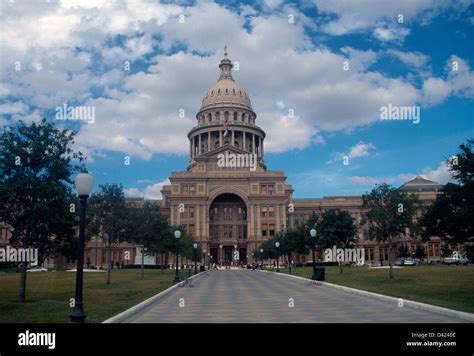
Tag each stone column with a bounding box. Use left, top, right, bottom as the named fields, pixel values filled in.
left=220, top=130, right=223, bottom=147
left=208, top=131, right=211, bottom=151
left=252, top=133, right=255, bottom=154
left=256, top=203, right=261, bottom=240
left=189, top=138, right=192, bottom=158
left=231, top=130, right=235, bottom=147
left=198, top=134, right=202, bottom=155
left=196, top=205, right=200, bottom=239
left=276, top=203, right=280, bottom=231
left=261, top=137, right=264, bottom=157
left=243, top=131, right=246, bottom=151
left=258, top=136, right=262, bottom=157
left=282, top=203, right=287, bottom=230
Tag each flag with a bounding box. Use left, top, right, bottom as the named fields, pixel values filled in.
left=223, top=117, right=229, bottom=137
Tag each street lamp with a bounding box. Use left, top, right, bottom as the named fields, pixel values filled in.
left=193, top=243, right=198, bottom=274
left=310, top=228, right=317, bottom=280
left=203, top=249, right=206, bottom=270
left=70, top=172, right=94, bottom=323
left=275, top=241, right=280, bottom=272
left=208, top=252, right=211, bottom=269
left=173, top=230, right=181, bottom=283
left=260, top=248, right=264, bottom=269
left=234, top=244, right=238, bottom=266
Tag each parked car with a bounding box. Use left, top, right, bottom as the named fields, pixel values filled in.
left=394, top=258, right=418, bottom=266
left=443, top=253, right=469, bottom=265
left=27, top=267, right=48, bottom=272
left=403, top=258, right=418, bottom=266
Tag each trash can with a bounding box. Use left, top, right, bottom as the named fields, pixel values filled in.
left=313, top=267, right=325, bottom=281
left=200, top=266, right=205, bottom=272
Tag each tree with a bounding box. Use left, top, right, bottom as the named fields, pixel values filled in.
left=421, top=139, right=474, bottom=247
left=415, top=245, right=426, bottom=261
left=316, top=209, right=357, bottom=273
left=0, top=119, right=83, bottom=302
left=127, top=202, right=170, bottom=278
left=362, top=183, right=421, bottom=278
left=398, top=244, right=410, bottom=258
left=88, top=184, right=129, bottom=285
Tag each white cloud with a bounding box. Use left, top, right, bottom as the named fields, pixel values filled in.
left=347, top=142, right=376, bottom=159
left=327, top=141, right=376, bottom=164
left=420, top=161, right=453, bottom=184
left=348, top=160, right=454, bottom=187
left=124, top=179, right=170, bottom=199
left=312, top=0, right=472, bottom=40
left=387, top=49, right=430, bottom=68
left=373, top=26, right=410, bottom=43
left=0, top=101, right=29, bottom=115
left=422, top=77, right=452, bottom=106
left=421, top=55, right=474, bottom=106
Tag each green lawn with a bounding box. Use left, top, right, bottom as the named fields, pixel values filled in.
left=0, top=269, right=193, bottom=323
left=280, top=265, right=474, bottom=313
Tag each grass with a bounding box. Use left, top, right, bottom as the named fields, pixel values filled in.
left=0, top=268, right=193, bottom=323
left=280, top=265, right=474, bottom=313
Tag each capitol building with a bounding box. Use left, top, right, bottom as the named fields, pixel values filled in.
left=0, top=49, right=444, bottom=268
left=156, top=48, right=443, bottom=267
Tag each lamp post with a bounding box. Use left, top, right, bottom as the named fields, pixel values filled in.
left=219, top=244, right=223, bottom=267
left=234, top=244, right=238, bottom=267
left=203, top=249, right=206, bottom=270
left=310, top=228, right=317, bottom=280
left=70, top=172, right=94, bottom=323
left=260, top=248, right=264, bottom=270
left=275, top=241, right=280, bottom=272
left=193, top=243, right=198, bottom=274
left=208, top=252, right=211, bottom=269
left=173, top=230, right=181, bottom=283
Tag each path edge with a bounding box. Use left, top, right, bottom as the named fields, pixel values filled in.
left=260, top=270, right=474, bottom=322
left=102, top=271, right=205, bottom=323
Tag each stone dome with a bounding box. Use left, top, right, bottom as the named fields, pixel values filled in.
left=199, top=47, right=253, bottom=112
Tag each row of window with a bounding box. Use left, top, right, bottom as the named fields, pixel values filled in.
left=210, top=207, right=247, bottom=221
left=262, top=223, right=276, bottom=237
left=209, top=225, right=247, bottom=240
left=199, top=111, right=255, bottom=125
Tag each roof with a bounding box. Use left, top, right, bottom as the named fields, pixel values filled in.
left=399, top=175, right=443, bottom=192
left=199, top=48, right=253, bottom=112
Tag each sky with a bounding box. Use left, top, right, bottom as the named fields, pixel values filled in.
left=1, top=0, right=473, bottom=199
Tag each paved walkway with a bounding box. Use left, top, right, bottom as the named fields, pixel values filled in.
left=122, top=270, right=465, bottom=323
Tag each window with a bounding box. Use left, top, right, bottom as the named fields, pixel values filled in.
left=233, top=112, right=237, bottom=121
left=189, top=206, right=195, bottom=218
left=261, top=184, right=275, bottom=195
left=269, top=224, right=275, bottom=237
left=268, top=206, right=274, bottom=217
left=262, top=224, right=268, bottom=237
left=261, top=206, right=267, bottom=218
left=229, top=226, right=233, bottom=239
left=189, top=224, right=195, bottom=236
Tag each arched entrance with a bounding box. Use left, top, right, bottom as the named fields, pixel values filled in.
left=209, top=193, right=247, bottom=266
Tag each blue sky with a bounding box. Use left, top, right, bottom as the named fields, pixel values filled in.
left=1, top=0, right=473, bottom=198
